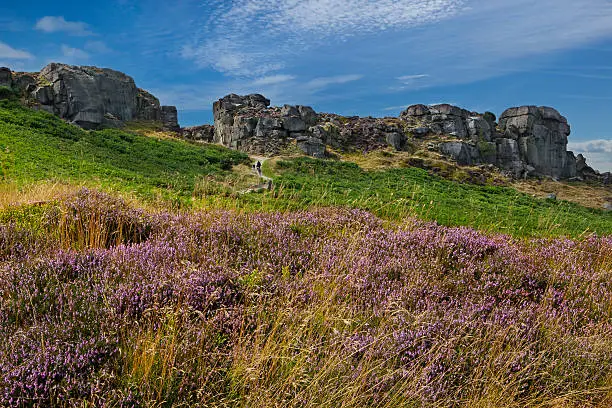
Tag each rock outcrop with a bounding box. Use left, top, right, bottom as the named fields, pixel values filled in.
left=212, top=94, right=414, bottom=157
left=400, top=103, right=595, bottom=180
left=212, top=94, right=326, bottom=157
left=2, top=62, right=608, bottom=181
left=316, top=114, right=407, bottom=152
left=1, top=63, right=179, bottom=130
left=0, top=67, right=12, bottom=88
left=210, top=94, right=606, bottom=181
left=181, top=125, right=215, bottom=142
left=497, top=106, right=575, bottom=179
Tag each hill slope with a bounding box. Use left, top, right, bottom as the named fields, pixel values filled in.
left=0, top=100, right=248, bottom=202
left=0, top=100, right=610, bottom=237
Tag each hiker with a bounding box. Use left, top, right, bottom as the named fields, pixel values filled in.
left=256, top=161, right=262, bottom=177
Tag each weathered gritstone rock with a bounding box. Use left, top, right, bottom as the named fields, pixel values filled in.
left=1, top=63, right=179, bottom=130
left=318, top=114, right=408, bottom=152
left=181, top=125, right=214, bottom=142
left=401, top=104, right=485, bottom=140
left=212, top=94, right=326, bottom=157
left=498, top=106, right=575, bottom=179
left=161, top=106, right=179, bottom=131
left=0, top=67, right=12, bottom=88
left=399, top=103, right=602, bottom=180
left=212, top=94, right=415, bottom=157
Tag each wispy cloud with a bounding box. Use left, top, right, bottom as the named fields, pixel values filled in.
left=61, top=45, right=89, bottom=60
left=383, top=105, right=410, bottom=111
left=180, top=0, right=464, bottom=76
left=0, top=41, right=33, bottom=60
left=397, top=74, right=429, bottom=82
left=568, top=139, right=612, bottom=154
left=306, top=74, right=364, bottom=91
left=35, top=16, right=93, bottom=36
left=251, top=74, right=295, bottom=86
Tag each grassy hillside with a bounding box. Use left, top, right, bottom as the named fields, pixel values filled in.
left=252, top=158, right=612, bottom=237
left=0, top=100, right=248, bottom=202
left=0, top=100, right=610, bottom=237
left=1, top=101, right=612, bottom=407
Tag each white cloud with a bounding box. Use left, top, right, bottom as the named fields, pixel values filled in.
left=568, top=139, right=612, bottom=154
left=181, top=41, right=283, bottom=76
left=180, top=0, right=464, bottom=75
left=383, top=105, right=410, bottom=111
left=251, top=0, right=464, bottom=37
left=306, top=74, right=364, bottom=90
left=61, top=45, right=89, bottom=60
left=251, top=74, right=296, bottom=86
left=397, top=74, right=429, bottom=82
left=35, top=16, right=93, bottom=36
left=0, top=42, right=34, bottom=60
left=568, top=140, right=612, bottom=172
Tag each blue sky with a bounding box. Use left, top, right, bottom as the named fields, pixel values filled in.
left=1, top=0, right=611, bottom=171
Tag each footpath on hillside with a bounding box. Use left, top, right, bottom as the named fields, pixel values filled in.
left=239, top=156, right=273, bottom=194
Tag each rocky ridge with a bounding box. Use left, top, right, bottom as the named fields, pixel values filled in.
left=211, top=93, right=607, bottom=182
left=1, top=61, right=608, bottom=182
left=212, top=93, right=324, bottom=157
left=1, top=63, right=179, bottom=130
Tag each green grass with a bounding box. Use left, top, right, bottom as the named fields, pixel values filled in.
left=237, top=158, right=611, bottom=238
left=0, top=100, right=248, bottom=203
left=0, top=100, right=610, bottom=238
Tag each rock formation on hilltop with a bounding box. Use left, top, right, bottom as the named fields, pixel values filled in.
left=1, top=62, right=607, bottom=183
left=399, top=104, right=578, bottom=179
left=0, top=63, right=179, bottom=130
left=212, top=94, right=325, bottom=157
left=211, top=93, right=606, bottom=181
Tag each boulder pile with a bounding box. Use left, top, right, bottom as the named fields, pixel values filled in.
left=1, top=63, right=179, bottom=130
left=398, top=104, right=603, bottom=180
left=212, top=93, right=607, bottom=181
left=1, top=61, right=608, bottom=182
left=212, top=93, right=324, bottom=157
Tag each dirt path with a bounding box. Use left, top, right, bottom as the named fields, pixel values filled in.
left=250, top=156, right=272, bottom=181
left=237, top=156, right=273, bottom=194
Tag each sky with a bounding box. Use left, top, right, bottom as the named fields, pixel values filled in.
left=1, top=0, right=611, bottom=172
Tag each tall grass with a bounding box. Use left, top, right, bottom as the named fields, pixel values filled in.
left=1, top=189, right=611, bottom=406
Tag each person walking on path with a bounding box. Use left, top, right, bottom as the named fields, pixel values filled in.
left=256, top=161, right=262, bottom=177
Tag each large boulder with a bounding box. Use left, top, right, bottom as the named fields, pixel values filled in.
left=0, top=67, right=12, bottom=88
left=12, top=72, right=37, bottom=94
left=135, top=89, right=161, bottom=121
left=161, top=106, right=179, bottom=131
left=439, top=141, right=479, bottom=165
left=317, top=114, right=407, bottom=152
left=400, top=103, right=478, bottom=139
left=498, top=106, right=573, bottom=179
left=496, top=138, right=524, bottom=178
left=466, top=116, right=492, bottom=142
left=181, top=125, right=214, bottom=142
left=212, top=93, right=324, bottom=156
left=25, top=63, right=178, bottom=130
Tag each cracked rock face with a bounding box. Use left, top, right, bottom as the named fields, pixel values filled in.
left=400, top=103, right=588, bottom=180
left=212, top=94, right=325, bottom=156
left=401, top=104, right=479, bottom=140
left=0, top=67, right=12, bottom=88
left=498, top=106, right=575, bottom=179
left=15, top=63, right=179, bottom=130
